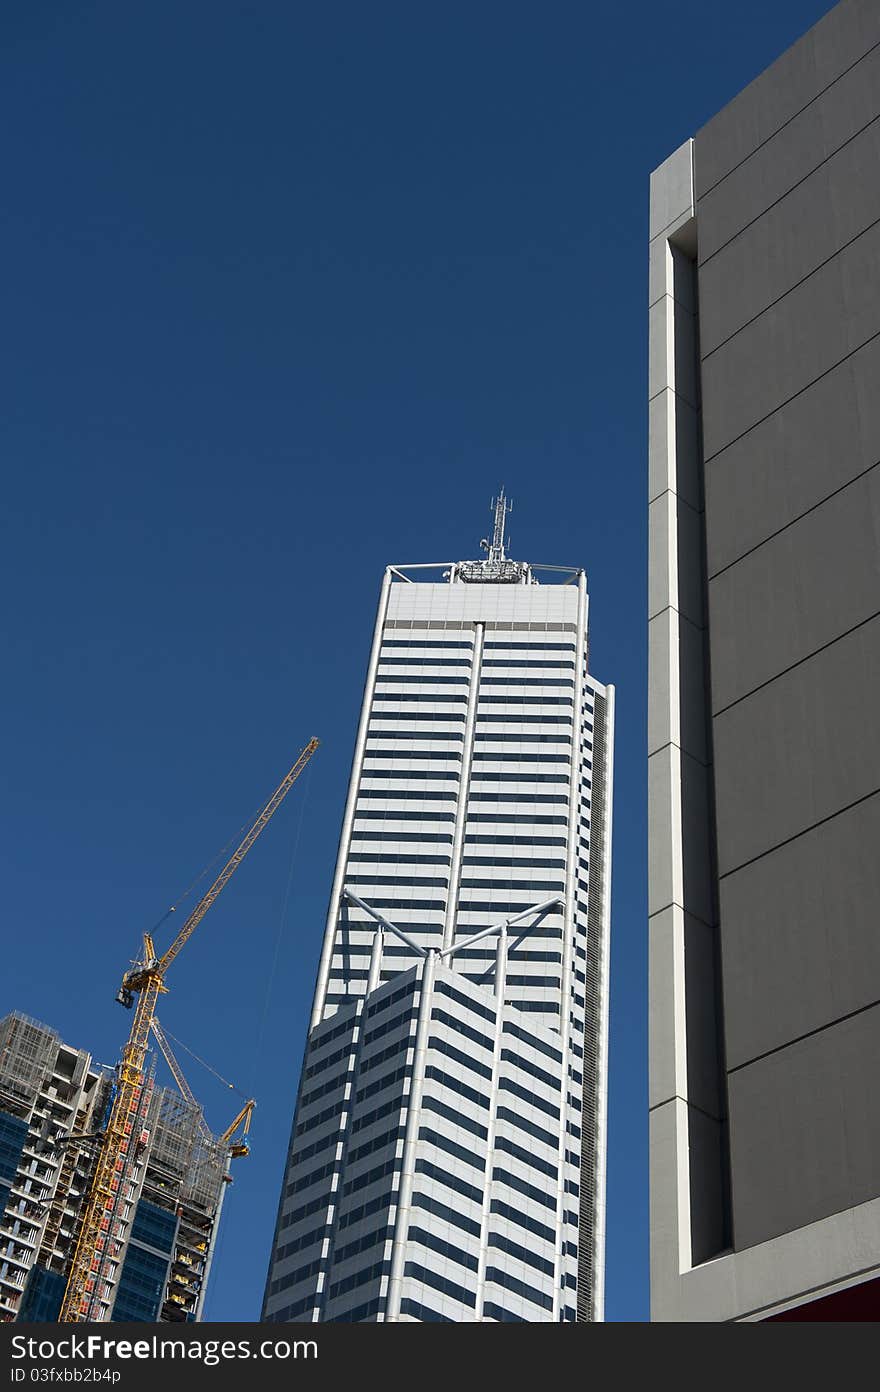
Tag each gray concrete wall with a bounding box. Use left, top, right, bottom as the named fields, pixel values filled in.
left=650, top=0, right=880, bottom=1318
left=696, top=0, right=880, bottom=1255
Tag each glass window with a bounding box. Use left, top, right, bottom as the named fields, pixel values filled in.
left=129, top=1200, right=177, bottom=1255
left=403, top=1261, right=476, bottom=1309
left=410, top=1190, right=481, bottom=1237
left=112, top=1244, right=170, bottom=1322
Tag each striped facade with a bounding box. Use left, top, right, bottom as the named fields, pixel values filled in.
left=263, top=553, right=613, bottom=1322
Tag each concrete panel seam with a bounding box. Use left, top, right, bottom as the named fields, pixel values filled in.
left=648, top=473, right=704, bottom=512
left=697, top=34, right=880, bottom=202
left=660, top=291, right=696, bottom=322
left=701, top=108, right=880, bottom=271
left=648, top=1094, right=724, bottom=1123
left=649, top=736, right=711, bottom=771
left=712, top=606, right=880, bottom=718
left=703, top=324, right=880, bottom=464
left=707, top=458, right=880, bottom=581
left=648, top=384, right=702, bottom=409
left=648, top=597, right=707, bottom=630
left=648, top=485, right=702, bottom=510
left=718, top=787, right=880, bottom=884
left=648, top=486, right=705, bottom=518
left=648, top=390, right=701, bottom=509
left=648, top=286, right=699, bottom=315
left=648, top=903, right=715, bottom=933
left=702, top=211, right=880, bottom=365
left=649, top=494, right=707, bottom=626
left=726, top=998, right=880, bottom=1077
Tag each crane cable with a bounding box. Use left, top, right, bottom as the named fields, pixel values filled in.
left=133, top=770, right=295, bottom=967
left=157, top=1022, right=246, bottom=1099
left=145, top=803, right=264, bottom=941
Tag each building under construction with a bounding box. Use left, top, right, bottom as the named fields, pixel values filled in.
left=0, top=741, right=317, bottom=1325
left=0, top=1012, right=229, bottom=1323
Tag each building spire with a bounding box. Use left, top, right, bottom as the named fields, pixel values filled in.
left=482, top=488, right=512, bottom=563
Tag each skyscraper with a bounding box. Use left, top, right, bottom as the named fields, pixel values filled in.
left=649, top=0, right=880, bottom=1321
left=262, top=497, right=614, bottom=1322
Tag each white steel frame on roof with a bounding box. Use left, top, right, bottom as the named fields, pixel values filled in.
left=388, top=561, right=584, bottom=585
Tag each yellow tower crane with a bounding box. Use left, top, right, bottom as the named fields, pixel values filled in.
left=150, top=1016, right=255, bottom=1158
left=59, top=737, right=319, bottom=1323
left=220, top=1098, right=256, bottom=1159
left=148, top=1017, right=214, bottom=1147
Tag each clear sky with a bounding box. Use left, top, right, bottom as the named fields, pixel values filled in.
left=1, top=2, right=834, bottom=1322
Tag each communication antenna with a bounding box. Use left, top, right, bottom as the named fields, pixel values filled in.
left=481, top=487, right=512, bottom=563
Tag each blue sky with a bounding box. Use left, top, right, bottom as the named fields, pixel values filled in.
left=1, top=2, right=833, bottom=1322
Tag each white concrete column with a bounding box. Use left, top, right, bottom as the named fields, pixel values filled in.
left=494, top=926, right=508, bottom=1001
left=383, top=949, right=437, bottom=1321
left=591, top=684, right=615, bottom=1322
left=552, top=567, right=588, bottom=1319
left=366, top=927, right=385, bottom=996
left=442, top=622, right=485, bottom=951
left=472, top=929, right=507, bottom=1319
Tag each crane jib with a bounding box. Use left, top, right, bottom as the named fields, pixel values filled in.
left=58, top=737, right=318, bottom=1323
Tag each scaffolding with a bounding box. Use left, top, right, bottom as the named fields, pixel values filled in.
left=148, top=1087, right=200, bottom=1182
left=0, top=1013, right=59, bottom=1113
left=142, top=1084, right=226, bottom=1212
left=184, top=1136, right=227, bottom=1213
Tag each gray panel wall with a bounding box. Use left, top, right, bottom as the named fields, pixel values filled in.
left=694, top=0, right=880, bottom=1254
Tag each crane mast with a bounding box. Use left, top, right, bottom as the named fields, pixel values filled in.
left=59, top=738, right=319, bottom=1323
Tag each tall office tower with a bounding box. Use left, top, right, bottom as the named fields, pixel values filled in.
left=262, top=497, right=614, bottom=1323
left=0, top=1012, right=229, bottom=1323
left=649, top=0, right=880, bottom=1322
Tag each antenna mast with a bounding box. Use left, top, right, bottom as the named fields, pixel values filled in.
left=486, top=488, right=511, bottom=563
left=454, top=486, right=532, bottom=585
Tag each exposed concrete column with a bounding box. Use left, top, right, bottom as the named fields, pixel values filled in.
left=472, top=929, right=508, bottom=1319
left=383, top=949, right=437, bottom=1321
left=442, top=622, right=485, bottom=951
left=552, top=567, right=588, bottom=1320
left=366, top=927, right=385, bottom=996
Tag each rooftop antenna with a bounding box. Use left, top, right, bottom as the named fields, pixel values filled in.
left=481, top=487, right=512, bottom=564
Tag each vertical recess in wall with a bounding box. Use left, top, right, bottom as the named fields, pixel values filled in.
left=648, top=139, right=730, bottom=1280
